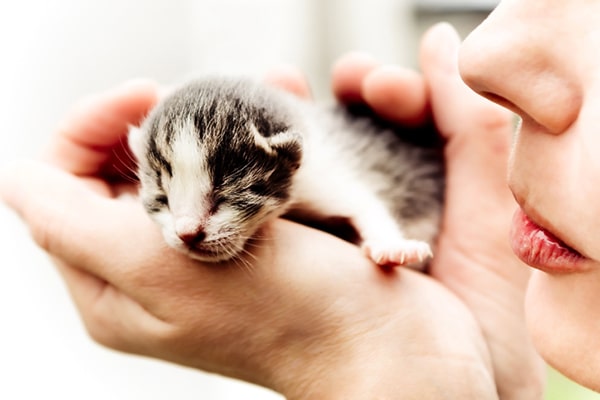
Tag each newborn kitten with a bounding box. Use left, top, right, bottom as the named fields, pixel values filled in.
left=129, top=77, right=444, bottom=268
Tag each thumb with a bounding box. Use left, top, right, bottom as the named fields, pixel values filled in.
left=420, top=22, right=513, bottom=140
left=420, top=22, right=516, bottom=225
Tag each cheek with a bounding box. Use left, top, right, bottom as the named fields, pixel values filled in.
left=576, top=135, right=600, bottom=259
left=578, top=103, right=600, bottom=213
left=525, top=271, right=600, bottom=392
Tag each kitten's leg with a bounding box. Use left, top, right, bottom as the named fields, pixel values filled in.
left=352, top=204, right=432, bottom=269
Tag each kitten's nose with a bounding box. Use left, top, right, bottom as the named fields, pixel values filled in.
left=175, top=217, right=207, bottom=247
left=177, top=228, right=206, bottom=247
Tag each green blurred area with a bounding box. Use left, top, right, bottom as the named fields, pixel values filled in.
left=546, top=367, right=600, bottom=399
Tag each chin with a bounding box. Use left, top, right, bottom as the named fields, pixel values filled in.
left=525, top=270, right=600, bottom=392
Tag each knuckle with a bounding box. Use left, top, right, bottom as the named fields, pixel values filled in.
left=81, top=314, right=126, bottom=351
left=28, top=214, right=61, bottom=255
left=75, top=289, right=131, bottom=352
left=79, top=288, right=180, bottom=356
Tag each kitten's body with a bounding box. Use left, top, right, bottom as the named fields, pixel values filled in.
left=129, top=77, right=444, bottom=268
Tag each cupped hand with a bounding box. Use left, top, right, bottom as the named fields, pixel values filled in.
left=331, top=23, right=545, bottom=399
left=0, top=39, right=500, bottom=399
left=1, top=163, right=496, bottom=398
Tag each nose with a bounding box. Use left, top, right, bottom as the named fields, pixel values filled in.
left=458, top=3, right=581, bottom=133
left=177, top=228, right=206, bottom=247
left=175, top=216, right=207, bottom=247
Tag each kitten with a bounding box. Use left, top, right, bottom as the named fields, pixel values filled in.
left=129, top=77, right=444, bottom=268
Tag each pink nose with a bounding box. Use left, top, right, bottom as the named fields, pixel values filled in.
left=177, top=229, right=206, bottom=247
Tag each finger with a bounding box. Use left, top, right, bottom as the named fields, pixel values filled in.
left=331, top=52, right=380, bottom=103
left=362, top=65, right=428, bottom=126
left=332, top=52, right=428, bottom=126
left=45, top=79, right=159, bottom=176
left=0, top=161, right=151, bottom=280
left=420, top=22, right=513, bottom=140
left=51, top=256, right=173, bottom=355
left=49, top=258, right=109, bottom=329
left=422, top=23, right=520, bottom=282
left=420, top=23, right=514, bottom=200
left=264, top=64, right=312, bottom=99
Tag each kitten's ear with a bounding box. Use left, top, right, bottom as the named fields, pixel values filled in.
left=267, top=130, right=302, bottom=168
left=127, top=125, right=146, bottom=160
left=251, top=124, right=302, bottom=168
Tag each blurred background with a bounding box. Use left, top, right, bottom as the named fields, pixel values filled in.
left=0, top=0, right=598, bottom=398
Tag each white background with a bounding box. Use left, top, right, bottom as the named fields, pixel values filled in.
left=0, top=1, right=493, bottom=399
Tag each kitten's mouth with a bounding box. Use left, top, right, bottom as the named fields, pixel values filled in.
left=184, top=239, right=244, bottom=263
left=186, top=246, right=229, bottom=262
left=167, top=226, right=251, bottom=263
left=189, top=246, right=221, bottom=258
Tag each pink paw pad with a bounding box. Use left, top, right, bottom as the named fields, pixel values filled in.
left=362, top=239, right=432, bottom=267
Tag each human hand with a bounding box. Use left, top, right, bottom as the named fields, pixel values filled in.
left=0, top=51, right=499, bottom=399
left=331, top=23, right=545, bottom=399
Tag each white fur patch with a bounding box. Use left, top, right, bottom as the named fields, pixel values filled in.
left=168, top=118, right=211, bottom=225
left=291, top=119, right=406, bottom=241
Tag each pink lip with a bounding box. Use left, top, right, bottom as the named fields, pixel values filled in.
left=510, top=209, right=587, bottom=274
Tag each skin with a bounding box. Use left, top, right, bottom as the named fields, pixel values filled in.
left=0, top=24, right=545, bottom=398
left=459, top=0, right=600, bottom=392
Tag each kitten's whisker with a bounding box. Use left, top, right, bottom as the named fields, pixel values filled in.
left=242, top=239, right=267, bottom=254
left=247, top=233, right=274, bottom=243
left=111, top=142, right=141, bottom=183
left=234, top=249, right=256, bottom=276
left=212, top=238, right=255, bottom=275
left=111, top=162, right=140, bottom=184
left=117, top=133, right=140, bottom=167
left=240, top=246, right=258, bottom=263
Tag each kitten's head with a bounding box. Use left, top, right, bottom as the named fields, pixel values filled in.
left=129, top=78, right=302, bottom=262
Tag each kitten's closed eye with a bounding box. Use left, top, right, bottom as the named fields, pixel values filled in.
left=249, top=182, right=269, bottom=195
left=156, top=195, right=169, bottom=207
left=210, top=195, right=226, bottom=213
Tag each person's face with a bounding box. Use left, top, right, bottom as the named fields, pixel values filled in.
left=459, top=0, right=600, bottom=391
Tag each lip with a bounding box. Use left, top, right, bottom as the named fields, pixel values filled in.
left=510, top=208, right=588, bottom=274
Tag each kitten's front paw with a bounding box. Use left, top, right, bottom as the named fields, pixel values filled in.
left=362, top=239, right=432, bottom=268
